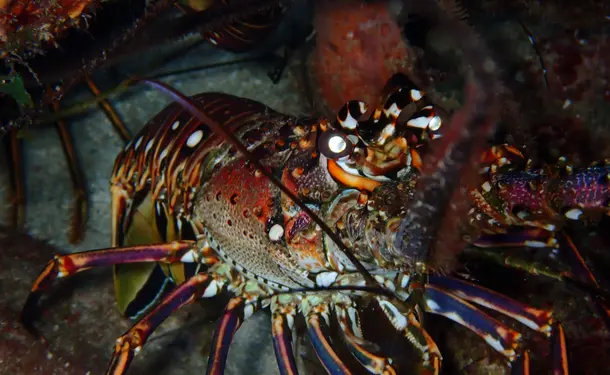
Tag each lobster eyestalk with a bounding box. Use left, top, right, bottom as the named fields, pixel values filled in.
left=393, top=2, right=501, bottom=271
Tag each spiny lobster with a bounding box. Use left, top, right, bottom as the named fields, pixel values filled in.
left=20, top=80, right=610, bottom=375
left=19, top=8, right=610, bottom=375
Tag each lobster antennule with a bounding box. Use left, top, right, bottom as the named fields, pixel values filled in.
left=393, top=4, right=501, bottom=272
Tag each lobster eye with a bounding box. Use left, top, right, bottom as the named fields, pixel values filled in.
left=328, top=135, right=347, bottom=153
left=318, top=131, right=354, bottom=160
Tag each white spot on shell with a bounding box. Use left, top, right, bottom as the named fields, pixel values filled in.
left=410, top=89, right=423, bottom=101
left=428, top=116, right=442, bottom=131
left=358, top=101, right=368, bottom=114
left=385, top=102, right=401, bottom=118
left=268, top=224, right=284, bottom=241
left=186, top=130, right=204, bottom=148
left=244, top=304, right=255, bottom=319
left=180, top=250, right=196, bottom=263
left=315, top=272, right=338, bottom=287
left=407, top=116, right=431, bottom=129
left=172, top=120, right=180, bottom=130
left=160, top=148, right=169, bottom=160
left=525, top=240, right=547, bottom=248
left=202, top=280, right=219, bottom=298
left=565, top=208, right=583, bottom=220
left=341, top=112, right=359, bottom=130
left=426, top=299, right=440, bottom=312
left=134, top=136, right=143, bottom=150
left=328, top=135, right=347, bottom=153
left=145, top=140, right=154, bottom=153
left=516, top=211, right=529, bottom=219
left=400, top=274, right=410, bottom=289
left=347, top=134, right=359, bottom=145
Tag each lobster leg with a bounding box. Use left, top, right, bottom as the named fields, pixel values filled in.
left=84, top=76, right=132, bottom=142
left=510, top=323, right=568, bottom=375
left=557, top=232, right=610, bottom=329
left=472, top=228, right=557, bottom=249
left=206, top=282, right=267, bottom=375
left=511, top=351, right=530, bottom=375
left=429, top=275, right=572, bottom=373
left=4, top=129, right=25, bottom=228
left=552, top=323, right=569, bottom=375
left=49, top=78, right=129, bottom=244
left=334, top=296, right=398, bottom=375
left=471, top=229, right=610, bottom=329
left=20, top=241, right=212, bottom=328
left=206, top=299, right=245, bottom=375
left=271, top=296, right=299, bottom=375
left=107, top=273, right=213, bottom=375
left=375, top=297, right=441, bottom=374
left=423, top=284, right=522, bottom=361
left=427, top=275, right=552, bottom=334
left=302, top=300, right=352, bottom=375
left=425, top=282, right=571, bottom=373
left=51, top=97, right=89, bottom=244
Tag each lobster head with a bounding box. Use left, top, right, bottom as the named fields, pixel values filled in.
left=313, top=76, right=445, bottom=270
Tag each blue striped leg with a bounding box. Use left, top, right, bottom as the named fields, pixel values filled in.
left=374, top=297, right=442, bottom=375
left=301, top=297, right=352, bottom=375
left=333, top=295, right=397, bottom=374
left=473, top=228, right=610, bottom=330
left=206, top=279, right=267, bottom=375
left=271, top=295, right=299, bottom=375
left=106, top=273, right=213, bottom=375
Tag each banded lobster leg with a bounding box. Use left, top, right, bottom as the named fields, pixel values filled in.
left=295, top=276, right=567, bottom=374
left=371, top=288, right=561, bottom=374
left=271, top=295, right=300, bottom=375
left=426, top=275, right=568, bottom=374
left=4, top=77, right=131, bottom=243
left=334, top=294, right=441, bottom=375
left=273, top=291, right=441, bottom=375
left=109, top=265, right=269, bottom=375
left=301, top=298, right=353, bottom=374
left=467, top=145, right=610, bottom=329
left=205, top=281, right=270, bottom=375
left=20, top=240, right=212, bottom=329
left=18, top=237, right=277, bottom=375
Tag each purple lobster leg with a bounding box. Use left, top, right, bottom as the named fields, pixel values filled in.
left=472, top=227, right=557, bottom=249
left=473, top=228, right=610, bottom=329
left=552, top=323, right=569, bottom=375
left=206, top=297, right=259, bottom=375
left=428, top=275, right=552, bottom=333
left=557, top=232, right=610, bottom=329
left=271, top=296, right=299, bottom=375
left=427, top=277, right=570, bottom=374
left=20, top=241, right=212, bottom=329
left=423, top=284, right=522, bottom=361
left=304, top=301, right=352, bottom=375
left=334, top=300, right=398, bottom=374
left=107, top=274, right=213, bottom=375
